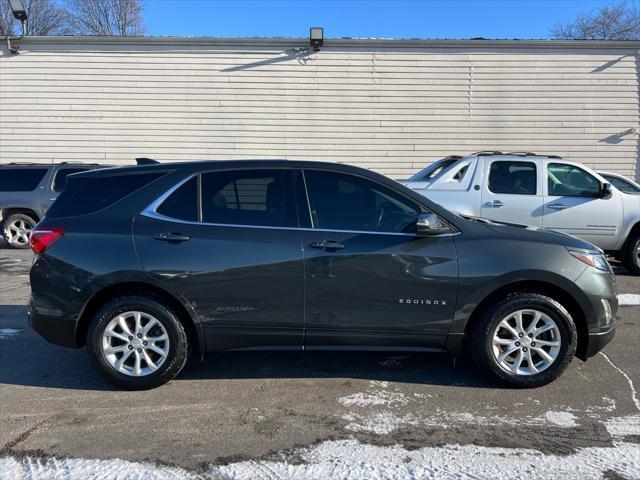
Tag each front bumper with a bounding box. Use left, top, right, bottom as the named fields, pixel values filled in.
left=582, top=325, right=616, bottom=359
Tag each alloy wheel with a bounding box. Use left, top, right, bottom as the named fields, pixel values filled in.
left=101, top=311, right=170, bottom=377
left=491, top=309, right=561, bottom=376
left=6, top=219, right=33, bottom=246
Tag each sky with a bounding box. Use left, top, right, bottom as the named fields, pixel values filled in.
left=141, top=0, right=639, bottom=39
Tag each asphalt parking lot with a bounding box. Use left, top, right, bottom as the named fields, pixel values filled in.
left=0, top=242, right=639, bottom=478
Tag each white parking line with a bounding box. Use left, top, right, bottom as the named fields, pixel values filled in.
left=618, top=294, right=640, bottom=306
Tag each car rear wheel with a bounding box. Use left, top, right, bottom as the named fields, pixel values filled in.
left=471, top=292, right=577, bottom=388
left=623, top=231, right=640, bottom=275
left=87, top=295, right=189, bottom=390
left=2, top=213, right=36, bottom=249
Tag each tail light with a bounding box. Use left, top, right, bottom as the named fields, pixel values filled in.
left=29, top=227, right=65, bottom=254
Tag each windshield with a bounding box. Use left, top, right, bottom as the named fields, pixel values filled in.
left=602, top=174, right=640, bottom=194
left=409, top=158, right=459, bottom=181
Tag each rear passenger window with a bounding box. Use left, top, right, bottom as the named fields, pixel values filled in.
left=488, top=161, right=537, bottom=195
left=52, top=168, right=90, bottom=192
left=0, top=168, right=48, bottom=192
left=201, top=170, right=295, bottom=227
left=46, top=172, right=165, bottom=218
left=156, top=177, right=198, bottom=222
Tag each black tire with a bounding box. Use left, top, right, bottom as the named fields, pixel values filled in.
left=1, top=212, right=36, bottom=249
left=87, top=295, right=189, bottom=390
left=471, top=292, right=577, bottom=388
left=623, top=231, right=640, bottom=275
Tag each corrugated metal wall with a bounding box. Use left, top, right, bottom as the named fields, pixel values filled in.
left=1, top=38, right=638, bottom=180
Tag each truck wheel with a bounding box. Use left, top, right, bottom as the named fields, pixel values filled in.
left=2, top=213, right=36, bottom=249
left=87, top=295, right=189, bottom=390
left=471, top=292, right=577, bottom=388
left=623, top=231, right=640, bottom=275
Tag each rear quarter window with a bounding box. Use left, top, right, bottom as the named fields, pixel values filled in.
left=52, top=168, right=91, bottom=192
left=46, top=171, right=165, bottom=218
left=0, top=168, right=48, bottom=192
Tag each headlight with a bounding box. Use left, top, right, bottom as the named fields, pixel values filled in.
left=567, top=248, right=610, bottom=271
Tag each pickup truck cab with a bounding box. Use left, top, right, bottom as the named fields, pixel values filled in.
left=400, top=152, right=640, bottom=274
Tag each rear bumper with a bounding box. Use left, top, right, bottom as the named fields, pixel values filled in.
left=27, top=297, right=80, bottom=348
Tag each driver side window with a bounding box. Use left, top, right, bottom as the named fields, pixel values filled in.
left=548, top=163, right=601, bottom=197
left=303, top=170, right=421, bottom=233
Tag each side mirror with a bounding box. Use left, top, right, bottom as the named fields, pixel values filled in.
left=416, top=213, right=451, bottom=236
left=601, top=182, right=613, bottom=199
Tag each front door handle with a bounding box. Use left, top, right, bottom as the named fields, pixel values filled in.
left=308, top=240, right=345, bottom=251
left=483, top=200, right=504, bottom=208
left=154, top=232, right=190, bottom=243
left=547, top=203, right=567, bottom=210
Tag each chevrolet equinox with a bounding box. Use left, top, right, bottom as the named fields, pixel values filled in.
left=28, top=160, right=617, bottom=390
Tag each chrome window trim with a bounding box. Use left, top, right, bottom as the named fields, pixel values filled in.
left=140, top=173, right=460, bottom=238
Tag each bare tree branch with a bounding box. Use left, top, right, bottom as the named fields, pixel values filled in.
left=66, top=0, right=144, bottom=36
left=1, top=0, right=70, bottom=36
left=550, top=1, right=640, bottom=40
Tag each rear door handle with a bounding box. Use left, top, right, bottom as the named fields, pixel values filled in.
left=308, top=240, right=345, bottom=251
left=154, top=232, right=190, bottom=242
left=483, top=200, right=504, bottom=208
left=547, top=204, right=567, bottom=210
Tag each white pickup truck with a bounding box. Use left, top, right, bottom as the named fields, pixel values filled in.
left=400, top=152, right=640, bottom=274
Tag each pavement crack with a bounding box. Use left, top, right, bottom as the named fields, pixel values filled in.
left=0, top=415, right=56, bottom=454
left=599, top=352, right=640, bottom=412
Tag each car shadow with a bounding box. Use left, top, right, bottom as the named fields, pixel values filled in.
left=0, top=304, right=491, bottom=391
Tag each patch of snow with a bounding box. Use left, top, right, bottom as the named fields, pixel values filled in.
left=0, top=456, right=201, bottom=480
left=606, top=415, right=640, bottom=438
left=0, top=328, right=21, bottom=337
left=618, top=293, right=640, bottom=306
left=7, top=439, right=633, bottom=480
left=343, top=412, right=419, bottom=435
left=545, top=411, right=579, bottom=427
left=338, top=390, right=409, bottom=408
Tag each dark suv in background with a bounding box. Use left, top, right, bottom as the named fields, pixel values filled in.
left=28, top=160, right=617, bottom=390
left=0, top=162, right=105, bottom=248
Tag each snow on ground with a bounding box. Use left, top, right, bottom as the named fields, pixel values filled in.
left=0, top=328, right=21, bottom=337
left=2, top=439, right=639, bottom=480
left=618, top=294, right=640, bottom=306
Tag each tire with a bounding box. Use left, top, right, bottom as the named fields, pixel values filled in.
left=2, top=213, right=36, bottom=249
left=470, top=292, right=577, bottom=388
left=623, top=231, right=640, bottom=275
left=87, top=295, right=189, bottom=390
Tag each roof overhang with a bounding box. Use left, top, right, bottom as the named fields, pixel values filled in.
left=11, top=35, right=640, bottom=50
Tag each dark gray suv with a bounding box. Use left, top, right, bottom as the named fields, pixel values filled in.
left=27, top=160, right=617, bottom=390
left=0, top=162, right=104, bottom=248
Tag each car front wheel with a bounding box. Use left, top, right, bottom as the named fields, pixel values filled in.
left=87, top=295, right=189, bottom=390
left=471, top=292, right=577, bottom=388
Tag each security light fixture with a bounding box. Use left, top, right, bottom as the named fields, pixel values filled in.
left=8, top=0, right=28, bottom=22
left=310, top=27, right=323, bottom=52
left=6, top=0, right=28, bottom=54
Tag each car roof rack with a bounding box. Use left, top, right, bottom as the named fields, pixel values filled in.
left=136, top=157, right=160, bottom=165
left=472, top=151, right=504, bottom=156
left=470, top=151, right=562, bottom=159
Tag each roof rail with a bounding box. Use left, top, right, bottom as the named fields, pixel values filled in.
left=505, top=152, right=563, bottom=159
left=473, top=151, right=504, bottom=156
left=136, top=157, right=160, bottom=165
left=469, top=151, right=563, bottom=159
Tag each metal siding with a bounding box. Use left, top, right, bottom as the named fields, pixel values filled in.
left=1, top=41, right=638, bottom=180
